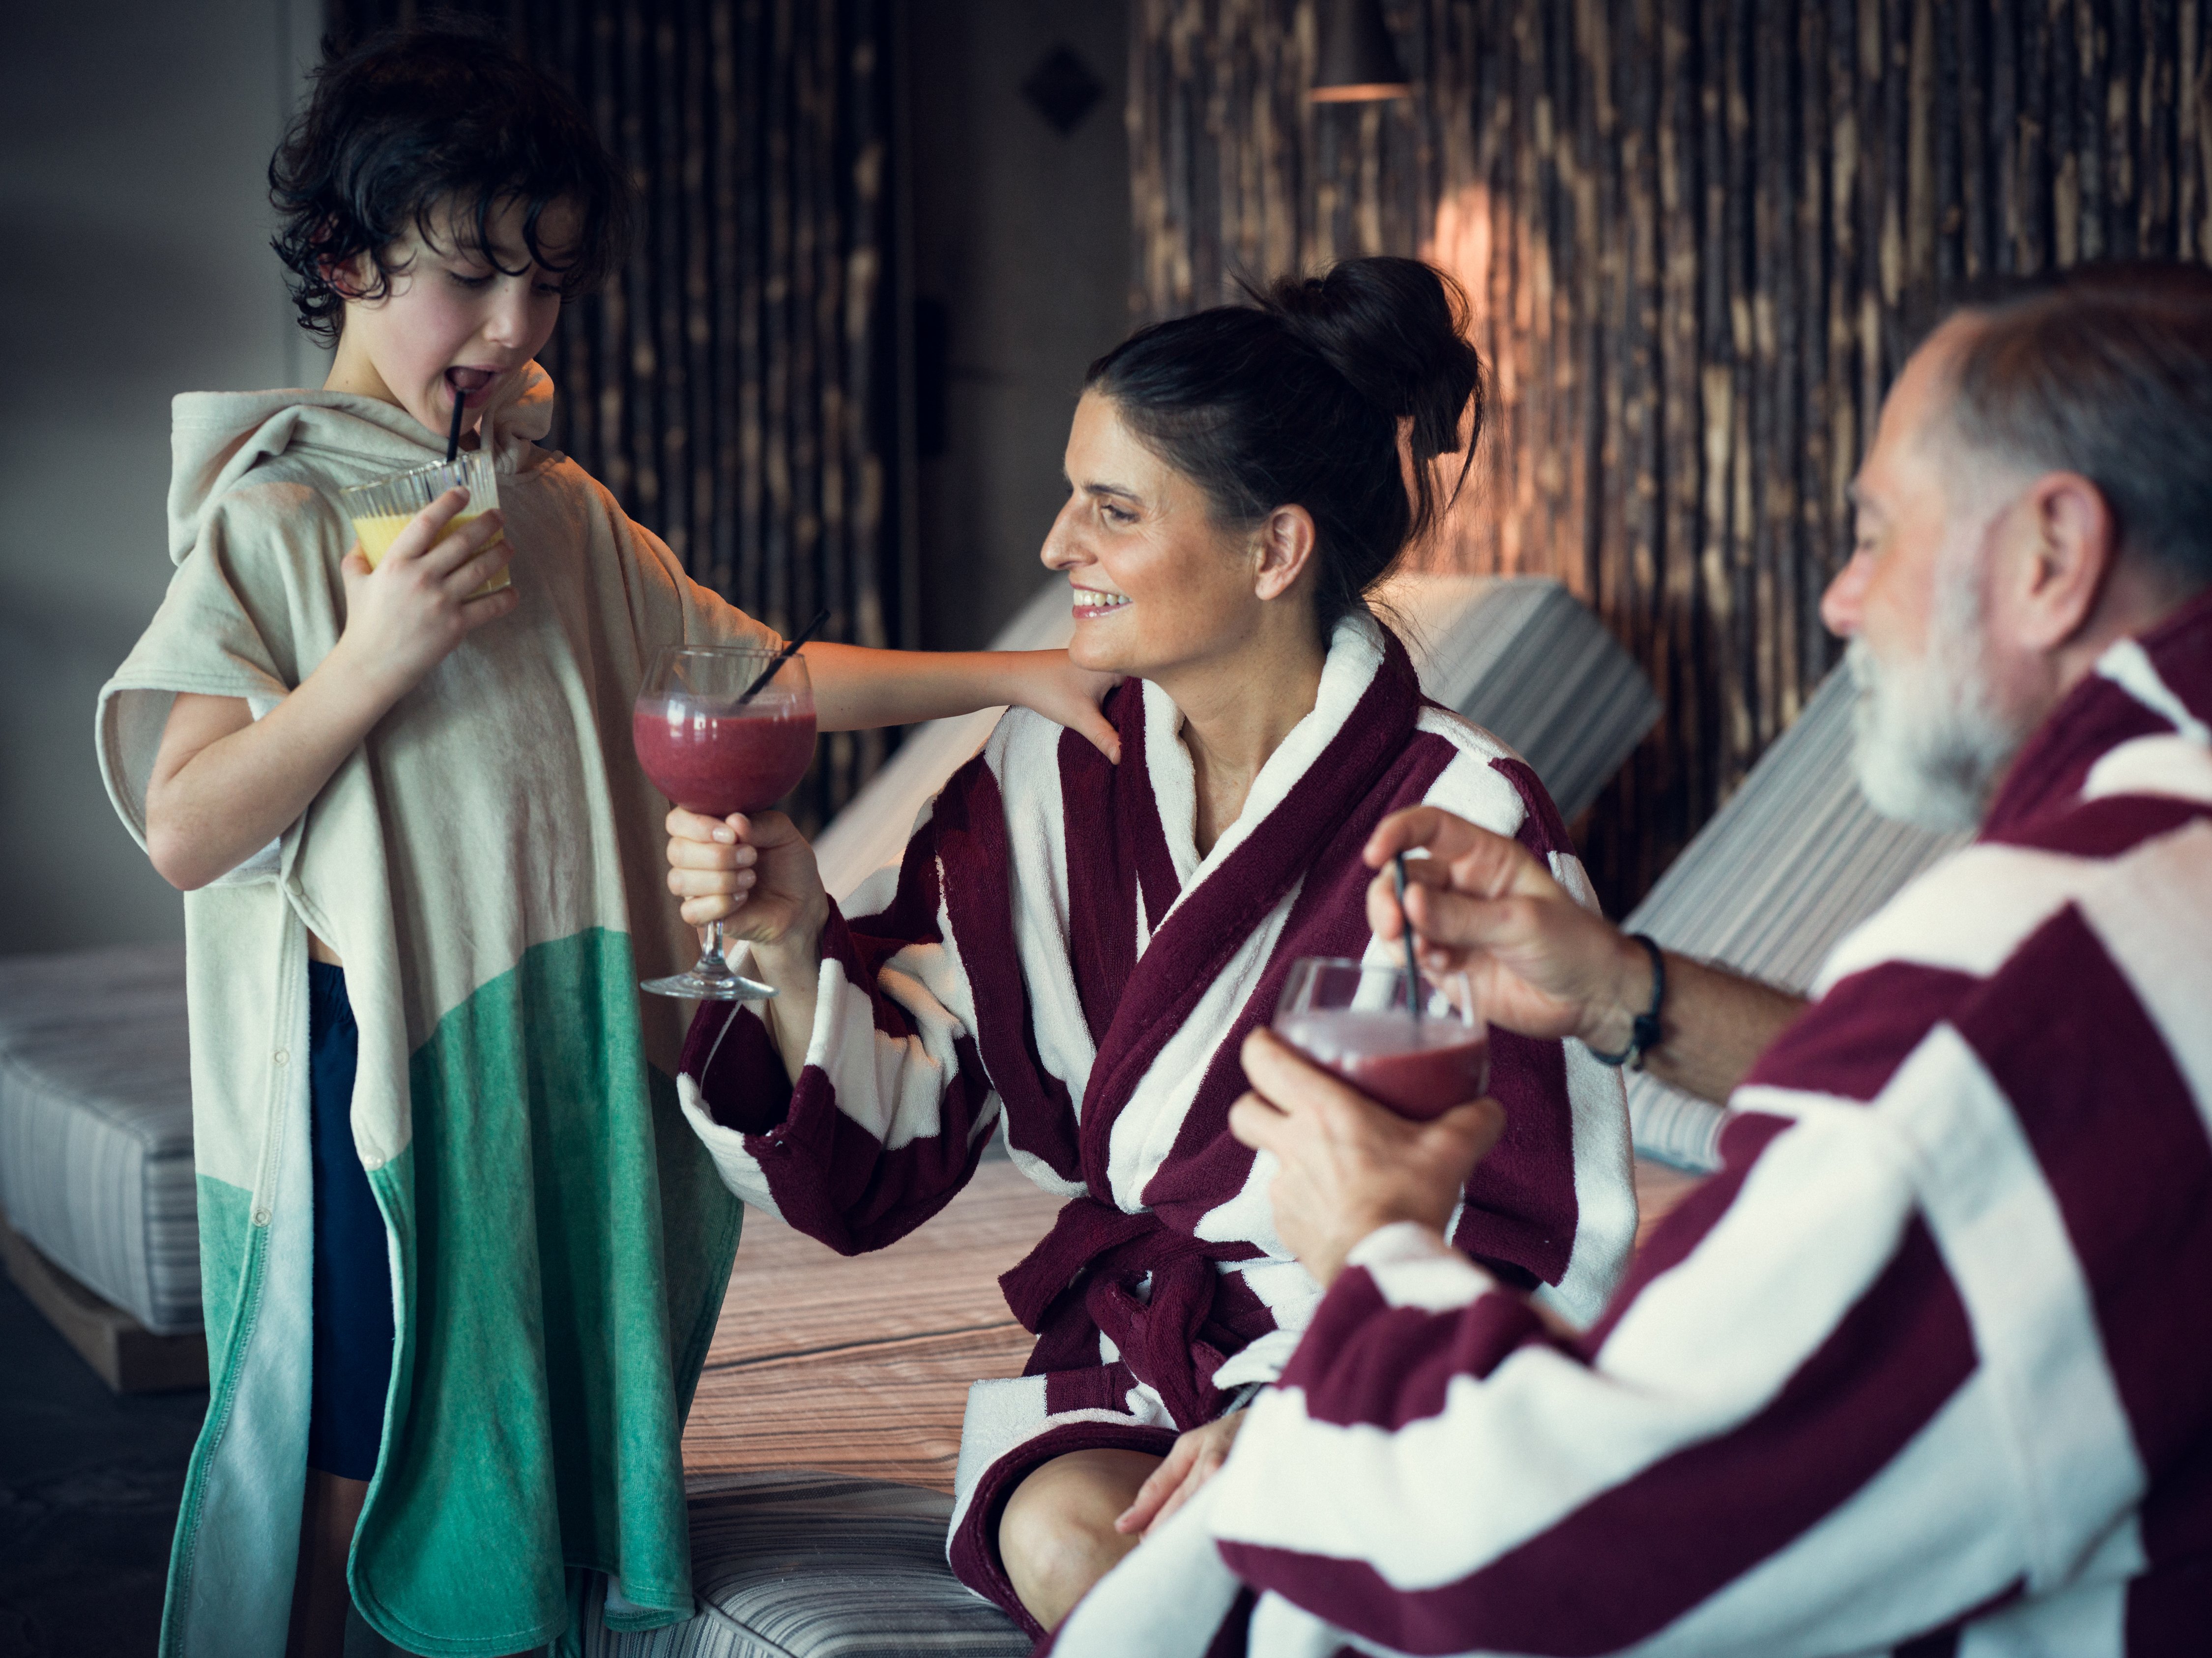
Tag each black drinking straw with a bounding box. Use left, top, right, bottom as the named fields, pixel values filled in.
left=1392, top=852, right=1423, bottom=1025
left=444, top=378, right=468, bottom=463
left=738, top=608, right=831, bottom=704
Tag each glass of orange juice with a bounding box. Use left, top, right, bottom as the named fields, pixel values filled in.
left=335, top=452, right=508, bottom=595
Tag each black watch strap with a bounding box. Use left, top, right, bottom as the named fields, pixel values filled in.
left=1588, top=932, right=1665, bottom=1069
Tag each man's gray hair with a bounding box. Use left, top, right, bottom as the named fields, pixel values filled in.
left=1947, top=261, right=2212, bottom=591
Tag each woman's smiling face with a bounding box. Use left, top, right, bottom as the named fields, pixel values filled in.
left=1042, top=391, right=1288, bottom=679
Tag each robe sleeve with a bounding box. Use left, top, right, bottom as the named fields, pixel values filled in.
left=1048, top=1106, right=2023, bottom=1658
left=1412, top=711, right=1638, bottom=1328
left=675, top=752, right=1009, bottom=1253
left=96, top=481, right=338, bottom=869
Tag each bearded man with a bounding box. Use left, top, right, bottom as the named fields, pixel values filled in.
left=1043, top=263, right=2212, bottom=1655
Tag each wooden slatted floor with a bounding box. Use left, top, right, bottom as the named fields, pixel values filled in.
left=683, top=1158, right=1707, bottom=1494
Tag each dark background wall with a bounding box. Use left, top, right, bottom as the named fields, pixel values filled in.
left=909, top=0, right=1134, bottom=650
left=0, top=0, right=323, bottom=955
left=1132, top=0, right=2212, bottom=912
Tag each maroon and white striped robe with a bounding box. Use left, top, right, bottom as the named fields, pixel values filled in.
left=1047, top=591, right=2212, bottom=1658
left=677, top=618, right=1635, bottom=1631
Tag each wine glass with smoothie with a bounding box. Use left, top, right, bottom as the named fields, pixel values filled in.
left=1270, top=958, right=1489, bottom=1119
left=633, top=645, right=818, bottom=999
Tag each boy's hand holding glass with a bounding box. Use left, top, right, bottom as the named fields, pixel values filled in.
left=332, top=486, right=517, bottom=695
left=339, top=451, right=510, bottom=591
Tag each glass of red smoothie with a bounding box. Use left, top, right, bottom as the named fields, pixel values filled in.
left=1270, top=958, right=1488, bottom=1121
left=633, top=645, right=818, bottom=999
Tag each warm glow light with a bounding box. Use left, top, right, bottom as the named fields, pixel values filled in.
left=1423, top=183, right=1493, bottom=308
left=1417, top=182, right=1500, bottom=574
left=1310, top=82, right=1411, bottom=103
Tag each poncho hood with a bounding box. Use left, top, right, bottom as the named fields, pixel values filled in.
left=166, top=363, right=555, bottom=563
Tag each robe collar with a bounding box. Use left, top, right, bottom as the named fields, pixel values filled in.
left=1074, top=617, right=1425, bottom=1189
left=1981, top=585, right=2212, bottom=839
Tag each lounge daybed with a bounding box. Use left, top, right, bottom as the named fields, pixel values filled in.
left=0, top=942, right=204, bottom=1391
left=0, top=573, right=1662, bottom=1655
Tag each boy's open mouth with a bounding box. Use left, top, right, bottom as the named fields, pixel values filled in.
left=445, top=366, right=500, bottom=407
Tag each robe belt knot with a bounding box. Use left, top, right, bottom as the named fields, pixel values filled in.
left=1001, top=1194, right=1269, bottom=1431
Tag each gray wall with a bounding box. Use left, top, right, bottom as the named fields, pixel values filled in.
left=0, top=0, right=323, bottom=955
left=910, top=0, right=1132, bottom=649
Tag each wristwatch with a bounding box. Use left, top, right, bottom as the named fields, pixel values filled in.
left=1588, top=932, right=1665, bottom=1070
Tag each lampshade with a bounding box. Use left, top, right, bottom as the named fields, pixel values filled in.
left=1310, top=0, right=1410, bottom=103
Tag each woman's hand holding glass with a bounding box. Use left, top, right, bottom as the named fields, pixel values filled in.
left=664, top=807, right=827, bottom=959
left=664, top=806, right=829, bottom=1073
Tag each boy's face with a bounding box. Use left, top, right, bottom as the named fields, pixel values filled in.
left=325, top=195, right=580, bottom=443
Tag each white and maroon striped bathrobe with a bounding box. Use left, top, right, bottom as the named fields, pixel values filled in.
left=1046, top=591, right=2212, bottom=1658
left=677, top=618, right=1635, bottom=1632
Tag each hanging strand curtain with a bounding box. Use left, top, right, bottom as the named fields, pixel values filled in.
left=327, top=0, right=907, bottom=831
left=1132, top=0, right=2212, bottom=909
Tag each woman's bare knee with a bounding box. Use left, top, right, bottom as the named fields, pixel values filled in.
left=998, top=1449, right=1161, bottom=1630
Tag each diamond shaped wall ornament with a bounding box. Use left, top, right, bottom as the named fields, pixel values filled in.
left=1021, top=45, right=1104, bottom=136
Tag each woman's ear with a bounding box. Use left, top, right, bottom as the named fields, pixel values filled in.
left=1252, top=504, right=1318, bottom=602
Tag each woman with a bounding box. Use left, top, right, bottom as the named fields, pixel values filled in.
left=666, top=257, right=1637, bottom=1636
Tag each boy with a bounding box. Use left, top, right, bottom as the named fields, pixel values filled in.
left=97, top=28, right=1111, bottom=1658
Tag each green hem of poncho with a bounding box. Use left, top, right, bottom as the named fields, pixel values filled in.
left=167, top=930, right=741, bottom=1657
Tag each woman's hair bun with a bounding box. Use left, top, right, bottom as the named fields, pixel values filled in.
left=1257, top=257, right=1484, bottom=467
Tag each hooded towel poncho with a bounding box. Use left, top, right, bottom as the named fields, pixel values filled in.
left=98, top=367, right=769, bottom=1657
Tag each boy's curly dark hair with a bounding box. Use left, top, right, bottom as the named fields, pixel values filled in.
left=270, top=23, right=632, bottom=343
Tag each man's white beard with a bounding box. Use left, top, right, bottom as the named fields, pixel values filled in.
left=1846, top=558, right=2023, bottom=832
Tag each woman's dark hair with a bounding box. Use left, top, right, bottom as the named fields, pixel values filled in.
left=269, top=24, right=631, bottom=343
left=1085, top=257, right=1484, bottom=640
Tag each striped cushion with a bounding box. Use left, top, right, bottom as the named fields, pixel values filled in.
left=815, top=574, right=1657, bottom=900
left=1623, top=668, right=1967, bottom=1170
left=0, top=943, right=200, bottom=1333
left=583, top=1471, right=1028, bottom=1658
left=1378, top=574, right=1660, bottom=822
